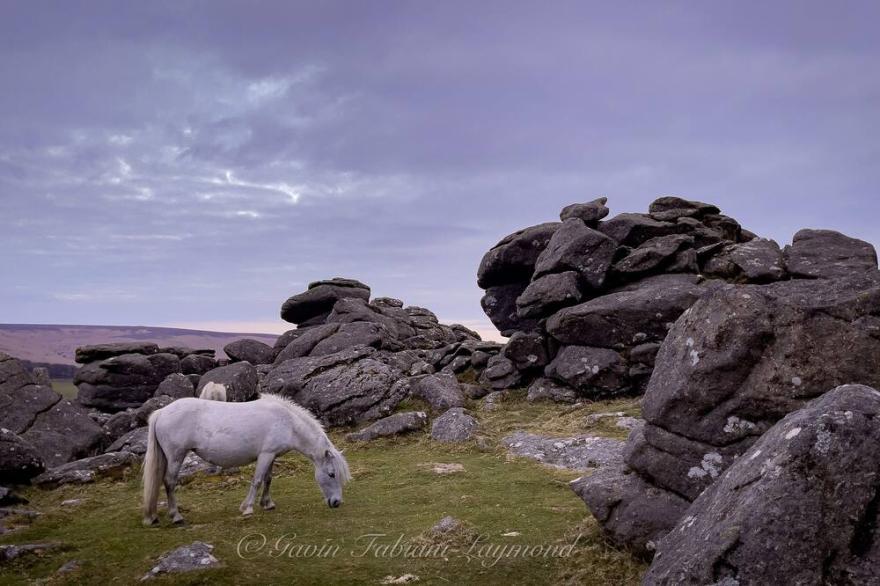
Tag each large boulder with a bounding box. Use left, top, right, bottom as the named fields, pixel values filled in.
left=502, top=331, right=549, bottom=371
left=411, top=374, right=465, bottom=411
left=280, top=277, right=370, bottom=325
left=546, top=274, right=704, bottom=348
left=223, top=339, right=275, bottom=365
left=571, top=462, right=689, bottom=559
left=533, top=219, right=617, bottom=290
left=477, top=222, right=559, bottom=288
left=74, top=352, right=180, bottom=412
left=0, top=428, right=44, bottom=484
left=612, top=234, right=694, bottom=278
left=179, top=353, right=215, bottom=375
left=702, top=237, right=787, bottom=283
left=631, top=273, right=880, bottom=500
left=481, top=282, right=540, bottom=336
left=647, top=196, right=720, bottom=221
left=274, top=323, right=341, bottom=363
left=515, top=271, right=582, bottom=318
left=783, top=228, right=877, bottom=279
left=559, top=197, right=610, bottom=225
left=260, top=346, right=409, bottom=426
left=154, top=373, right=195, bottom=399
left=431, top=408, right=479, bottom=443
left=598, top=213, right=681, bottom=247
left=644, top=385, right=880, bottom=585
left=195, top=362, right=259, bottom=402
left=544, top=345, right=627, bottom=396
left=1, top=352, right=104, bottom=469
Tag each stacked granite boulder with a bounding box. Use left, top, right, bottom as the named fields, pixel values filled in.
left=262, top=278, right=501, bottom=426
left=477, top=196, right=812, bottom=397
left=541, top=204, right=880, bottom=578
left=0, top=352, right=104, bottom=483
left=73, top=343, right=214, bottom=412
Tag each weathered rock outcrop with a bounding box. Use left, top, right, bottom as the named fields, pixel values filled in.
left=74, top=352, right=180, bottom=412
left=644, top=385, right=880, bottom=585
left=577, top=269, right=880, bottom=556
left=477, top=196, right=875, bottom=403
left=260, top=346, right=410, bottom=426
left=0, top=353, right=104, bottom=480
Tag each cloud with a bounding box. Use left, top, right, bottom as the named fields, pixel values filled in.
left=1, top=1, right=879, bottom=333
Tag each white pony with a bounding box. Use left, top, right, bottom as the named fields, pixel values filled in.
left=198, top=381, right=227, bottom=401
left=142, top=394, right=351, bottom=526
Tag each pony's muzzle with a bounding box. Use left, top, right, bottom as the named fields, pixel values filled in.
left=328, top=498, right=341, bottom=508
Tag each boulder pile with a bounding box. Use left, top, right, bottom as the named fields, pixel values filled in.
left=476, top=196, right=878, bottom=402
left=73, top=343, right=213, bottom=412
left=0, top=353, right=104, bottom=480
left=262, top=278, right=501, bottom=426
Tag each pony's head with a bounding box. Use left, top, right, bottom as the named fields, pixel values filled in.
left=314, top=446, right=351, bottom=508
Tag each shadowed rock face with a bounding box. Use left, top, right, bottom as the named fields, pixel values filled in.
left=575, top=271, right=880, bottom=556
left=0, top=352, right=104, bottom=477
left=74, top=352, right=181, bottom=412
left=644, top=385, right=880, bottom=585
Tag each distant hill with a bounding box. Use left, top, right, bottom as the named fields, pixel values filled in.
left=0, top=324, right=279, bottom=375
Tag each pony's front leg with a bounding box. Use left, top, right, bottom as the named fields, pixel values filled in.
left=260, top=457, right=276, bottom=511
left=240, top=453, right=274, bottom=517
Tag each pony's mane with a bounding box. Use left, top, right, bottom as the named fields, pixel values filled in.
left=258, top=392, right=351, bottom=484
left=258, top=393, right=324, bottom=433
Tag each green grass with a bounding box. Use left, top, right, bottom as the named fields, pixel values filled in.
left=51, top=379, right=78, bottom=401
left=0, top=394, right=646, bottom=585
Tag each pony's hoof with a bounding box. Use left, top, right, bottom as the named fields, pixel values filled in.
left=143, top=517, right=159, bottom=527
left=172, top=516, right=186, bottom=525
left=261, top=502, right=276, bottom=511
left=241, top=507, right=254, bottom=517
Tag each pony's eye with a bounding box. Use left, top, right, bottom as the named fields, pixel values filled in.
left=329, top=472, right=335, bottom=478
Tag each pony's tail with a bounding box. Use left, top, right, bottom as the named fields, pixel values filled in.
left=142, top=410, right=166, bottom=526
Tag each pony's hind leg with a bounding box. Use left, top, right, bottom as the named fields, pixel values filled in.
left=164, top=449, right=187, bottom=524
left=260, top=456, right=276, bottom=511
left=241, top=452, right=274, bottom=516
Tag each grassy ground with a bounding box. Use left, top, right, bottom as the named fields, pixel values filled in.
left=50, top=380, right=78, bottom=401
left=0, top=391, right=646, bottom=585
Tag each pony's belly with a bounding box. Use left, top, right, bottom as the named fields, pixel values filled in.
left=193, top=446, right=257, bottom=468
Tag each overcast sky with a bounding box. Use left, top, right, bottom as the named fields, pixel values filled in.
left=1, top=1, right=878, bottom=339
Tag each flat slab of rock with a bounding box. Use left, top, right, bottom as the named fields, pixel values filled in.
left=431, top=408, right=478, bottom=443
left=75, top=342, right=159, bottom=364
left=345, top=411, right=427, bottom=441
left=141, top=541, right=220, bottom=580
left=502, top=431, right=625, bottom=471
left=546, top=274, right=703, bottom=348
left=0, top=542, right=64, bottom=564
left=33, top=451, right=138, bottom=487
